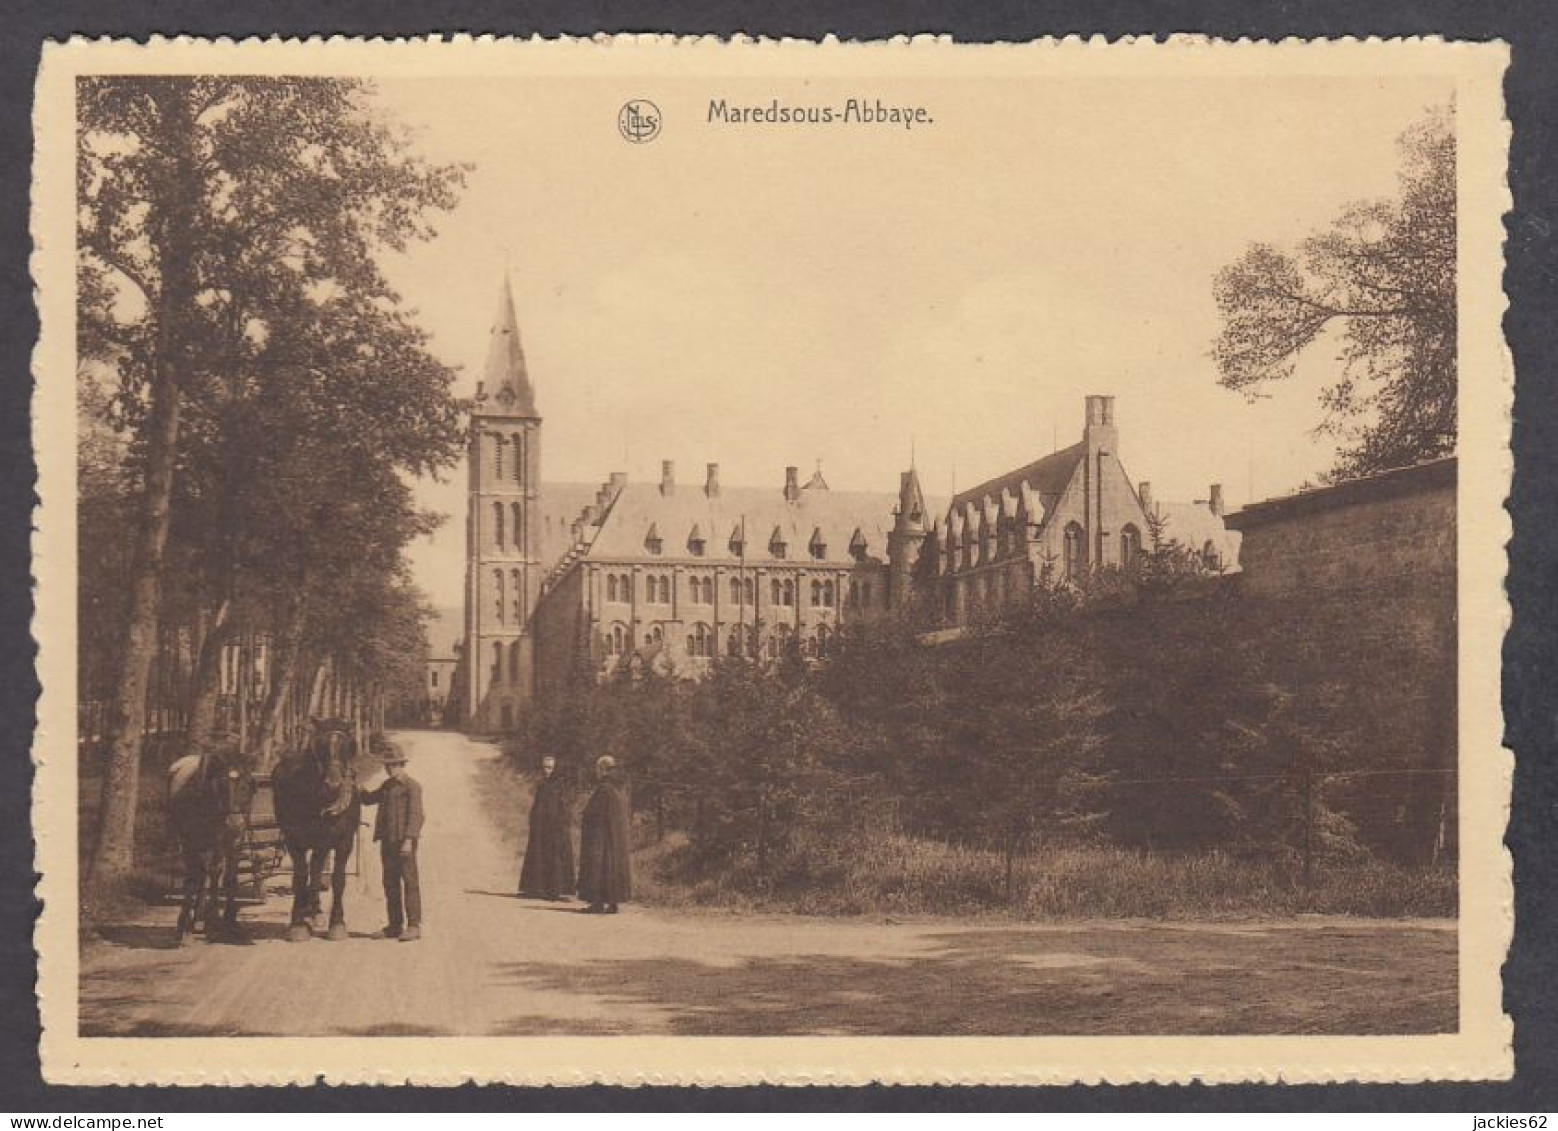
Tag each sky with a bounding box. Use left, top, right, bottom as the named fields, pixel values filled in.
left=366, top=72, right=1453, bottom=611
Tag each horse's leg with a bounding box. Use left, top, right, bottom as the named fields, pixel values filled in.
left=325, top=833, right=350, bottom=941
left=287, top=845, right=313, bottom=942
left=194, top=851, right=217, bottom=935
left=175, top=846, right=201, bottom=947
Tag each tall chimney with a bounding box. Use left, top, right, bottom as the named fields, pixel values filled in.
left=1137, top=481, right=1153, bottom=516
left=784, top=465, right=801, bottom=503
left=1208, top=483, right=1225, bottom=517
left=705, top=462, right=721, bottom=498
left=1084, top=394, right=1117, bottom=456
left=659, top=460, right=675, bottom=496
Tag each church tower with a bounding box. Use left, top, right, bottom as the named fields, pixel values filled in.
left=463, top=276, right=543, bottom=732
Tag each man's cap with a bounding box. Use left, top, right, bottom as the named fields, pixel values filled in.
left=382, top=750, right=410, bottom=765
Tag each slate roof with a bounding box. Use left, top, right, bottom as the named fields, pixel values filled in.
left=576, top=481, right=900, bottom=567
left=950, top=442, right=1085, bottom=520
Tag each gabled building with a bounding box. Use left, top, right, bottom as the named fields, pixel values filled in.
left=531, top=460, right=899, bottom=693
left=903, top=395, right=1240, bottom=624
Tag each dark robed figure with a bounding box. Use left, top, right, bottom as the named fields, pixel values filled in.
left=518, top=755, right=574, bottom=900
left=577, top=755, right=632, bottom=914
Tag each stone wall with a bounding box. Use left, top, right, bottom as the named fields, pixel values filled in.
left=1227, top=459, right=1455, bottom=597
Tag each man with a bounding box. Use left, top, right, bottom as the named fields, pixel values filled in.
left=359, top=748, right=424, bottom=941
left=518, top=755, right=574, bottom=901
left=577, top=755, right=632, bottom=914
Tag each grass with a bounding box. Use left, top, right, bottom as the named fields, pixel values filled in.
left=637, top=829, right=1456, bottom=921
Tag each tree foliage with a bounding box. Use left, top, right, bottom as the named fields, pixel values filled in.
left=1211, top=108, right=1455, bottom=479
left=77, top=76, right=466, bottom=886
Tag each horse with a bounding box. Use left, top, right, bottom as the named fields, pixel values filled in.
left=272, top=717, right=361, bottom=942
left=167, top=737, right=255, bottom=947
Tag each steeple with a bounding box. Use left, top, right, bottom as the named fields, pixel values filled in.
left=896, top=466, right=927, bottom=532
left=480, top=274, right=537, bottom=417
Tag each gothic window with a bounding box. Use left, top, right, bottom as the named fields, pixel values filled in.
left=782, top=579, right=795, bottom=607
left=1120, top=524, right=1142, bottom=570
left=511, top=568, right=522, bottom=623
left=810, top=580, right=821, bottom=607
left=1063, top=522, right=1086, bottom=581
left=608, top=575, right=619, bottom=602
left=493, top=502, right=505, bottom=550
left=823, top=580, right=835, bottom=607
left=508, top=640, right=522, bottom=684
left=512, top=502, right=524, bottom=552
left=619, top=573, right=632, bottom=601
left=660, top=576, right=672, bottom=603
left=512, top=432, right=525, bottom=482
left=688, top=622, right=712, bottom=658
left=490, top=641, right=502, bottom=684
left=730, top=577, right=742, bottom=604
left=493, top=433, right=504, bottom=479
left=771, top=579, right=782, bottom=606
left=493, top=569, right=505, bottom=622
left=613, top=624, right=626, bottom=655
left=743, top=577, right=755, bottom=605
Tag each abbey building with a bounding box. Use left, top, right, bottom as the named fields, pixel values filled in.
left=451, top=279, right=1238, bottom=732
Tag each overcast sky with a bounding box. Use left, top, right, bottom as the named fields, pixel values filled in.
left=369, top=73, right=1452, bottom=611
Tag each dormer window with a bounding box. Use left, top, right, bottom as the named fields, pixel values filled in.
left=849, top=528, right=869, bottom=562
left=769, top=525, right=787, bottom=559
left=644, top=522, right=663, bottom=556
left=729, top=523, right=746, bottom=557
left=808, top=527, right=826, bottom=561
left=687, top=523, right=705, bottom=557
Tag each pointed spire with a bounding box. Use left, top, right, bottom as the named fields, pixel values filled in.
left=482, top=274, right=537, bottom=417
left=897, top=467, right=927, bottom=530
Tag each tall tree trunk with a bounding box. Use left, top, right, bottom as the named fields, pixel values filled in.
left=256, top=605, right=306, bottom=770
left=184, top=599, right=234, bottom=753
left=87, top=89, right=200, bottom=891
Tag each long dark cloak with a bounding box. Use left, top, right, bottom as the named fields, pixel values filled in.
left=518, top=773, right=575, bottom=897
left=577, top=781, right=633, bottom=904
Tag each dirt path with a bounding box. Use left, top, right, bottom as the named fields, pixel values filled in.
left=80, top=730, right=1457, bottom=1037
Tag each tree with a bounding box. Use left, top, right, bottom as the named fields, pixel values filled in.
left=78, top=77, right=464, bottom=889
left=1211, top=107, right=1455, bottom=479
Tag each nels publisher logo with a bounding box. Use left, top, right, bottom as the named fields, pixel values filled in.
left=618, top=99, right=662, bottom=144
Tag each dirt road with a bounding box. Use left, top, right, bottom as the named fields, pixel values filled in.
left=80, top=730, right=1456, bottom=1037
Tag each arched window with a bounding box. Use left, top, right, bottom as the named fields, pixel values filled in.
left=508, top=640, right=522, bottom=684
left=512, top=502, right=524, bottom=552
left=728, top=628, right=743, bottom=657
left=493, top=433, right=504, bottom=478
left=771, top=579, right=782, bottom=606
left=743, top=578, right=755, bottom=605
left=652, top=625, right=663, bottom=644
left=511, top=568, right=522, bottom=623
left=660, top=576, right=672, bottom=603
left=1063, top=522, right=1086, bottom=581
left=688, top=622, right=712, bottom=658
left=619, top=574, right=632, bottom=602
left=490, top=641, right=502, bottom=684
left=512, top=431, right=525, bottom=482
left=613, top=624, right=626, bottom=655
left=493, top=501, right=505, bottom=550
left=782, top=579, right=795, bottom=607
left=1120, top=524, right=1142, bottom=570
left=493, top=569, right=505, bottom=622
left=810, top=580, right=821, bottom=607
left=730, top=577, right=742, bottom=604
left=608, top=574, right=618, bottom=602
left=823, top=580, right=835, bottom=607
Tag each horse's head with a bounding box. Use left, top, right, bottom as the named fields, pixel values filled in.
left=205, top=736, right=255, bottom=833
left=309, top=718, right=357, bottom=814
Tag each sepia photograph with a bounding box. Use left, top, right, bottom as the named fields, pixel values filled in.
left=31, top=36, right=1512, bottom=1084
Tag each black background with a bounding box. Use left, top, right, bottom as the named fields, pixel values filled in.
left=2, top=0, right=1553, bottom=1112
